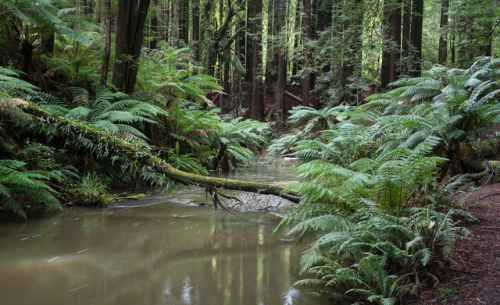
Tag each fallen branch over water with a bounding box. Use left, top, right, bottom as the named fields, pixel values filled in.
left=23, top=103, right=301, bottom=203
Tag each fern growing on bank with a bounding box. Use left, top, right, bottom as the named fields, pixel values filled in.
left=212, top=117, right=269, bottom=170
left=276, top=205, right=468, bottom=303
left=59, top=86, right=169, bottom=140
left=272, top=58, right=500, bottom=304
left=0, top=159, right=62, bottom=218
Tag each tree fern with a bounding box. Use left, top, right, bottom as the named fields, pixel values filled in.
left=61, top=87, right=168, bottom=140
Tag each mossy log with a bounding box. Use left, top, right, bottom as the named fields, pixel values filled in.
left=463, top=160, right=500, bottom=172
left=22, top=104, right=301, bottom=203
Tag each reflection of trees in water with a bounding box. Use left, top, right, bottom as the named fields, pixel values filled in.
left=0, top=206, right=317, bottom=305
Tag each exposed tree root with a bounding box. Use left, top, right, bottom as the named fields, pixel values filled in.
left=443, top=161, right=493, bottom=192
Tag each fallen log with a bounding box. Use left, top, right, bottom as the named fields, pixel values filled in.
left=22, top=103, right=301, bottom=203
left=463, top=160, right=500, bottom=172
left=285, top=90, right=302, bottom=103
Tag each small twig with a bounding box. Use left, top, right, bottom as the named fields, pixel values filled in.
left=217, top=192, right=243, bottom=204
left=207, top=187, right=237, bottom=215
left=447, top=268, right=475, bottom=274
left=484, top=227, right=500, bottom=230
left=478, top=192, right=500, bottom=200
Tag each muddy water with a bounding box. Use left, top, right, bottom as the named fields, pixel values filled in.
left=0, top=160, right=329, bottom=305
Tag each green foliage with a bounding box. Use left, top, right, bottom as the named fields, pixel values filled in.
left=212, top=117, right=269, bottom=169
left=166, top=142, right=208, bottom=175
left=276, top=205, right=467, bottom=303
left=137, top=44, right=222, bottom=105
left=289, top=135, right=445, bottom=213
left=0, top=159, right=61, bottom=218
left=270, top=59, right=498, bottom=303
left=57, top=86, right=168, bottom=140
left=364, top=57, right=500, bottom=156
left=75, top=172, right=113, bottom=207
left=20, top=141, right=79, bottom=182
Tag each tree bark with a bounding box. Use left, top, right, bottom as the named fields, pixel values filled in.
left=381, top=0, right=402, bottom=88
left=301, top=0, right=312, bottom=106
left=274, top=0, right=286, bottom=127
left=438, top=0, right=449, bottom=65
left=111, top=0, right=151, bottom=94
left=191, top=0, right=200, bottom=43
left=21, top=104, right=301, bottom=203
left=172, top=0, right=180, bottom=47
left=100, top=0, right=112, bottom=86
left=341, top=0, right=363, bottom=104
left=410, top=0, right=423, bottom=77
left=250, top=0, right=263, bottom=120
left=263, top=0, right=275, bottom=95
left=401, top=0, right=411, bottom=74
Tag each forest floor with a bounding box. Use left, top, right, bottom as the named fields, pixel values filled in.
left=414, top=185, right=500, bottom=305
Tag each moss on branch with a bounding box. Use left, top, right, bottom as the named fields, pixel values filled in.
left=23, top=103, right=301, bottom=203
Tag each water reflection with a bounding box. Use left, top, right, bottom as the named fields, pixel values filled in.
left=0, top=202, right=329, bottom=305
left=0, top=160, right=329, bottom=305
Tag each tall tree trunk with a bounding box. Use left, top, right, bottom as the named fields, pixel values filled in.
left=95, top=0, right=102, bottom=24
left=263, top=0, right=275, bottom=96
left=172, top=0, right=180, bottom=47
left=274, top=0, right=286, bottom=127
left=250, top=0, right=263, bottom=120
left=245, top=0, right=253, bottom=81
left=301, top=0, right=312, bottom=106
left=149, top=15, right=159, bottom=49
left=316, top=0, right=332, bottom=34
left=232, top=32, right=243, bottom=118
left=438, top=0, right=449, bottom=64
left=100, top=0, right=112, bottom=86
left=401, top=0, right=411, bottom=74
left=381, top=0, right=402, bottom=88
left=180, top=0, right=189, bottom=43
left=111, top=0, right=151, bottom=94
left=410, top=0, right=423, bottom=76
left=191, top=0, right=200, bottom=42
left=341, top=0, right=363, bottom=104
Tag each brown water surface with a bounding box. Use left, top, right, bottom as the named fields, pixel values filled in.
left=0, top=160, right=329, bottom=305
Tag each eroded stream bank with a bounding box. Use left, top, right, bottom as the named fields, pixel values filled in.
left=0, top=160, right=330, bottom=305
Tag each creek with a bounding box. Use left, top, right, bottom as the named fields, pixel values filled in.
left=0, top=160, right=329, bottom=305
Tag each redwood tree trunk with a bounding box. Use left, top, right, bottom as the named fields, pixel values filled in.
left=274, top=0, right=286, bottom=127
left=438, top=0, right=449, bottom=64
left=410, top=0, right=423, bottom=76
left=301, top=0, right=312, bottom=106
left=172, top=0, right=180, bottom=47
left=191, top=0, right=200, bottom=43
left=402, top=0, right=411, bottom=74
left=341, top=0, right=363, bottom=104
left=381, top=0, right=402, bottom=88
left=250, top=0, right=263, bottom=120
left=111, top=0, right=151, bottom=94
left=100, top=0, right=112, bottom=86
